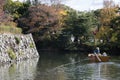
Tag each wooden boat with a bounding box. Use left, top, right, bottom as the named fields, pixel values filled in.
left=88, top=54, right=110, bottom=62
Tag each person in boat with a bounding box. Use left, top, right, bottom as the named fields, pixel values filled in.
left=93, top=47, right=101, bottom=56
left=103, top=52, right=107, bottom=56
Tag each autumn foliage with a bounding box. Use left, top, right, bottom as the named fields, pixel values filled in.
left=0, top=0, right=120, bottom=52
left=18, top=4, right=65, bottom=41
left=0, top=0, right=5, bottom=22
left=0, top=0, right=13, bottom=24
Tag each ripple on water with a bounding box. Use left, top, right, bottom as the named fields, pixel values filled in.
left=45, top=61, right=120, bottom=80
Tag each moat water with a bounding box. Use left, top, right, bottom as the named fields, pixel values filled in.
left=0, top=51, right=120, bottom=80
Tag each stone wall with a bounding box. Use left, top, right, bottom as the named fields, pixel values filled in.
left=0, top=33, right=39, bottom=63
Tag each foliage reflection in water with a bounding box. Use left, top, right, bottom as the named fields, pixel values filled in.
left=0, top=52, right=120, bottom=80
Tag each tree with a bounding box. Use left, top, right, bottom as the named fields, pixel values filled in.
left=4, top=0, right=30, bottom=21
left=110, top=15, right=120, bottom=43
left=55, top=8, right=91, bottom=50
left=0, top=0, right=5, bottom=23
left=24, top=0, right=65, bottom=5
left=95, top=0, right=117, bottom=43
left=18, top=4, right=62, bottom=41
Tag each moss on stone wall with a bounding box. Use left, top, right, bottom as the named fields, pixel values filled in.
left=7, top=49, right=16, bottom=60
left=0, top=33, right=39, bottom=63
left=14, top=36, right=20, bottom=44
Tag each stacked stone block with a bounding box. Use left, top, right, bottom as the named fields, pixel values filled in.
left=0, top=33, right=39, bottom=63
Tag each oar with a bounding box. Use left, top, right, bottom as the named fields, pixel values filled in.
left=94, top=53, right=101, bottom=62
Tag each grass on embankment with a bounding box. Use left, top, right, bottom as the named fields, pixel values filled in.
left=0, top=23, right=22, bottom=34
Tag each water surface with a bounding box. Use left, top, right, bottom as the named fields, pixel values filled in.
left=0, top=52, right=120, bottom=80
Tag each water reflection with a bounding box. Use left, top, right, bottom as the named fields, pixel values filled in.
left=35, top=52, right=120, bottom=80
left=0, top=52, right=120, bottom=80
left=88, top=62, right=120, bottom=80
left=0, top=58, right=39, bottom=80
left=36, top=61, right=120, bottom=80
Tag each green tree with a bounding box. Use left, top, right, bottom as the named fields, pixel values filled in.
left=4, top=0, right=30, bottom=21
